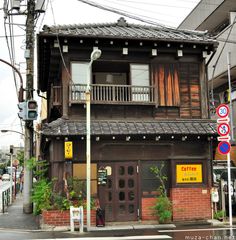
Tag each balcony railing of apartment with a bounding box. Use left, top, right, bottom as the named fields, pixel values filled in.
left=69, top=84, right=155, bottom=105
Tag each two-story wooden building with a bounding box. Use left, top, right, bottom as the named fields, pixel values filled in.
left=37, top=17, right=218, bottom=223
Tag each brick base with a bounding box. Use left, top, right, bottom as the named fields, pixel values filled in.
left=141, top=198, right=157, bottom=221
left=41, top=209, right=96, bottom=227
left=170, top=188, right=211, bottom=221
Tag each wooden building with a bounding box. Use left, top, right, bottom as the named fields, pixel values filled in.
left=37, top=17, right=218, bottom=223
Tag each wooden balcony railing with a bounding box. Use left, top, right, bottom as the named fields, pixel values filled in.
left=69, top=84, right=155, bottom=105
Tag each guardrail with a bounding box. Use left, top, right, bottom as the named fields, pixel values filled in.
left=0, top=182, right=12, bottom=213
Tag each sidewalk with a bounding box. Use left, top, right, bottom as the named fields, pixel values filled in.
left=0, top=193, right=39, bottom=230
left=0, top=193, right=228, bottom=233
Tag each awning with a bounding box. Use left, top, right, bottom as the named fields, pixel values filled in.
left=42, top=118, right=217, bottom=137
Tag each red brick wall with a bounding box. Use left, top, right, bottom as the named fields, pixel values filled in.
left=42, top=209, right=96, bottom=227
left=170, top=188, right=212, bottom=221
left=141, top=198, right=157, bottom=221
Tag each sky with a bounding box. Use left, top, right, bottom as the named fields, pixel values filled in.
left=0, top=0, right=201, bottom=149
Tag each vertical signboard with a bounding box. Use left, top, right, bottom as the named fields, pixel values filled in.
left=65, top=141, right=73, bottom=159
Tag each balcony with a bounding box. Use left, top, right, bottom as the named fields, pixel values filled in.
left=69, top=84, right=155, bottom=105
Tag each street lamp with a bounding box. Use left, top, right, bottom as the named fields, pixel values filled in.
left=86, top=48, right=101, bottom=230
left=1, top=129, right=25, bottom=136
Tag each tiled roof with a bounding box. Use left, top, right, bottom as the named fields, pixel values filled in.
left=41, top=17, right=215, bottom=44
left=42, top=118, right=217, bottom=137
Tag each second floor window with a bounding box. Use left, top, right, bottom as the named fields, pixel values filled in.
left=130, top=64, right=150, bottom=102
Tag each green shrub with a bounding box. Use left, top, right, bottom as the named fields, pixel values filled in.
left=152, top=195, right=172, bottom=223
left=31, top=178, right=52, bottom=215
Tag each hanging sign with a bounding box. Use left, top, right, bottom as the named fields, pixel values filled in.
left=64, top=141, right=73, bottom=159
left=176, top=164, right=203, bottom=183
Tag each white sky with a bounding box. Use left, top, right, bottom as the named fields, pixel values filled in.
left=0, top=0, right=200, bottom=149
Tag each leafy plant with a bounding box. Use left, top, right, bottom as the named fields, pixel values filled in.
left=150, top=164, right=172, bottom=223
left=31, top=178, right=52, bottom=215
left=214, top=210, right=225, bottom=220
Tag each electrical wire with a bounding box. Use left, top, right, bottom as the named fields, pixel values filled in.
left=49, top=0, right=73, bottom=86
left=76, top=0, right=170, bottom=28
left=101, top=0, right=183, bottom=23
left=103, top=0, right=199, bottom=9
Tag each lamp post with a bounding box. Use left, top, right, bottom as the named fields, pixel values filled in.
left=86, top=49, right=101, bottom=230
left=1, top=129, right=25, bottom=136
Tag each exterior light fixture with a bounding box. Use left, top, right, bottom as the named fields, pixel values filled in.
left=152, top=49, right=157, bottom=56
left=177, top=49, right=183, bottom=57
left=122, top=48, right=128, bottom=55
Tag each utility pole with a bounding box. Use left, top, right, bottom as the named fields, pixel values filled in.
left=23, top=0, right=35, bottom=214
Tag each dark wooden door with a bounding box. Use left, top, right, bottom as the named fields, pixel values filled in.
left=98, top=162, right=139, bottom=222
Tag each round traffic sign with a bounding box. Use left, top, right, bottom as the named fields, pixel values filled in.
left=218, top=141, right=231, bottom=155
left=217, top=123, right=230, bottom=136
left=216, top=104, right=229, bottom=118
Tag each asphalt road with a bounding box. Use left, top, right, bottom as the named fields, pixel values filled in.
left=0, top=227, right=235, bottom=240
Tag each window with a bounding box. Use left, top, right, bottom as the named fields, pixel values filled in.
left=130, top=64, right=150, bottom=102
left=71, top=62, right=89, bottom=100
left=71, top=62, right=89, bottom=84
left=73, top=163, right=97, bottom=196
left=141, top=161, right=170, bottom=196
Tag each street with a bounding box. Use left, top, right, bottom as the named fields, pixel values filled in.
left=0, top=227, right=235, bottom=240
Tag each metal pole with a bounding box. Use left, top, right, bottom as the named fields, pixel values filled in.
left=227, top=52, right=235, bottom=141
left=86, top=49, right=101, bottom=230
left=86, top=61, right=92, bottom=230
left=10, top=152, right=13, bottom=204
left=23, top=0, right=35, bottom=214
left=227, top=52, right=233, bottom=226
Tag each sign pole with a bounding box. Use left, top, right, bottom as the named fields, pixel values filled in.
left=227, top=150, right=232, bottom=226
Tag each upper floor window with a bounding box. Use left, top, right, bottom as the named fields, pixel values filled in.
left=71, top=62, right=89, bottom=85
left=130, top=64, right=150, bottom=102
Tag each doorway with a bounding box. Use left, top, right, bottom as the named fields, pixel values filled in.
left=98, top=162, right=139, bottom=222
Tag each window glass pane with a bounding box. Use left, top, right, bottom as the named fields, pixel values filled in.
left=119, top=192, right=125, bottom=201
left=128, top=179, right=134, bottom=188
left=130, top=64, right=149, bottom=86
left=119, top=179, right=125, bottom=188
left=71, top=62, right=89, bottom=84
left=129, top=204, right=134, bottom=213
left=128, top=166, right=134, bottom=175
left=128, top=191, right=134, bottom=200
left=119, top=166, right=125, bottom=175
left=130, top=64, right=149, bottom=101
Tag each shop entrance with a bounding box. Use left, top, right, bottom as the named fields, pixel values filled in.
left=98, top=162, right=139, bottom=222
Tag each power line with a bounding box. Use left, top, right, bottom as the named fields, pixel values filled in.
left=101, top=0, right=182, bottom=22
left=104, top=0, right=201, bottom=9
left=76, top=0, right=169, bottom=28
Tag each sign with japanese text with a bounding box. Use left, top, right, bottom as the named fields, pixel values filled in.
left=176, top=164, right=202, bottom=183
left=64, top=141, right=73, bottom=159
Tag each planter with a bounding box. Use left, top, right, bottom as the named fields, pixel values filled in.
left=41, top=209, right=96, bottom=229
